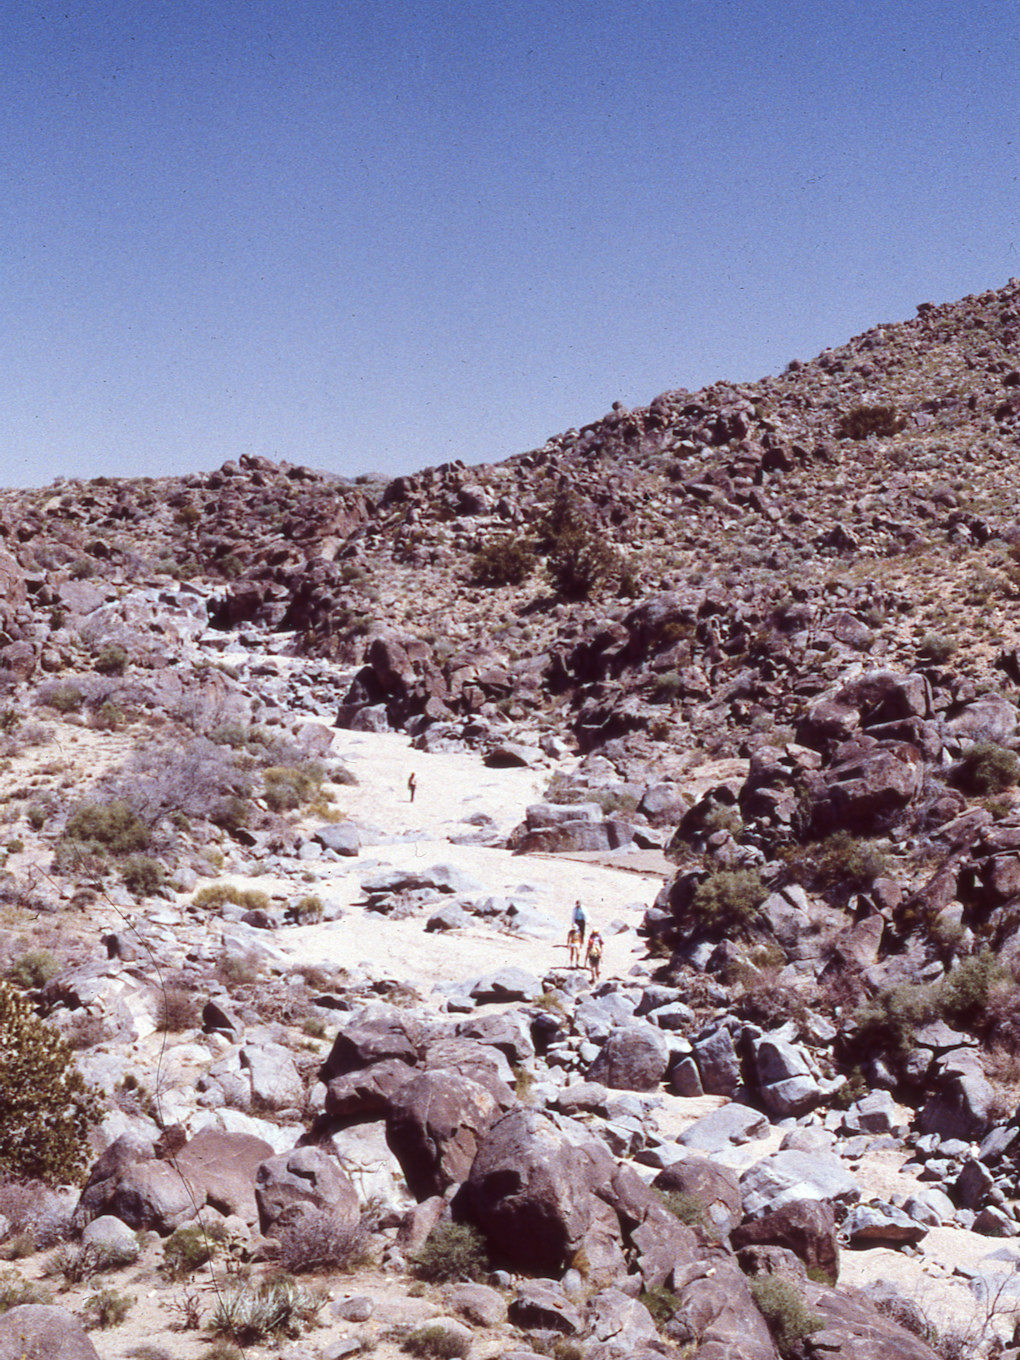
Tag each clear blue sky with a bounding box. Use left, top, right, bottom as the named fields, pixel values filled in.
left=3, top=0, right=1019, bottom=487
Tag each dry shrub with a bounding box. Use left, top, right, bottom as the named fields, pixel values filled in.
left=274, top=1208, right=368, bottom=1274
left=157, top=988, right=198, bottom=1034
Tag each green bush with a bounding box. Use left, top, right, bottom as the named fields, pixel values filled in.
left=291, top=894, right=324, bottom=923
left=918, top=632, right=957, bottom=664
left=121, top=855, right=164, bottom=897
left=660, top=1189, right=709, bottom=1230
left=853, top=981, right=936, bottom=1063
left=5, top=949, right=59, bottom=991
left=812, top=832, right=889, bottom=891
left=749, top=1275, right=823, bottom=1358
left=956, top=742, right=1020, bottom=795
left=938, top=949, right=1004, bottom=1029
left=0, top=981, right=101, bottom=1184
left=690, top=869, right=767, bottom=934
left=83, top=1285, right=134, bottom=1328
left=402, top=1324, right=470, bottom=1360
left=44, top=683, right=84, bottom=714
left=471, top=536, right=537, bottom=586
left=411, top=1221, right=489, bottom=1282
left=162, top=1224, right=218, bottom=1280
left=263, top=764, right=325, bottom=812
left=835, top=404, right=906, bottom=441
left=193, top=883, right=270, bottom=911
left=93, top=642, right=129, bottom=675
left=0, top=1266, right=51, bottom=1312
left=639, top=1285, right=681, bottom=1328
left=64, top=799, right=150, bottom=854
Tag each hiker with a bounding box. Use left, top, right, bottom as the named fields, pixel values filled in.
left=567, top=924, right=582, bottom=967
left=586, top=930, right=604, bottom=983
left=408, top=772, right=417, bottom=803
left=572, top=900, right=588, bottom=943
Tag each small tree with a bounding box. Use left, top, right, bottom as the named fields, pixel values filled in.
left=0, top=981, right=101, bottom=1184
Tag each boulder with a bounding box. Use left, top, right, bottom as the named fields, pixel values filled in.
left=320, top=1004, right=425, bottom=1080
left=0, top=1305, right=100, bottom=1360
left=459, top=1107, right=624, bottom=1278
left=677, top=1103, right=771, bottom=1154
left=313, top=823, right=361, bottom=856
left=588, top=1023, right=669, bottom=1092
left=691, top=1024, right=743, bottom=1096
left=325, top=1059, right=418, bottom=1118
left=241, top=1043, right=304, bottom=1111
left=255, top=1146, right=359, bottom=1238
left=386, top=1071, right=501, bottom=1199
left=175, top=1128, right=275, bottom=1226
left=508, top=1280, right=583, bottom=1333
left=731, top=1199, right=840, bottom=1282
left=800, top=1277, right=942, bottom=1358
left=584, top=1288, right=661, bottom=1358
left=665, top=1257, right=779, bottom=1358
left=653, top=1155, right=742, bottom=1235
left=740, top=1150, right=860, bottom=1219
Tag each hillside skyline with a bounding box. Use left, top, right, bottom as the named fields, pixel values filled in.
left=4, top=0, right=1018, bottom=488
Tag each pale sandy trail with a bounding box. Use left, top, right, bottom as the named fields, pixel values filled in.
left=278, top=727, right=668, bottom=995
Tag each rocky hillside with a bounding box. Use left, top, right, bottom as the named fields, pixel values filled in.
left=1, top=281, right=1020, bottom=1357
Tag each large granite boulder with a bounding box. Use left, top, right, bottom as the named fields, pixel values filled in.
left=588, top=1023, right=670, bottom=1092
left=459, top=1108, right=625, bottom=1278
left=255, top=1146, right=360, bottom=1237
left=0, top=1305, right=100, bottom=1360
left=386, top=1070, right=502, bottom=1199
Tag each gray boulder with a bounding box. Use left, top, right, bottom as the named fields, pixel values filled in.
left=313, top=823, right=361, bottom=856
left=386, top=1070, right=501, bottom=1199
left=653, top=1155, right=742, bottom=1235
left=255, top=1146, right=359, bottom=1238
left=588, top=1024, right=669, bottom=1092
left=460, top=1107, right=625, bottom=1279
left=677, top=1102, right=770, bottom=1154
left=740, top=1149, right=861, bottom=1218
left=0, top=1306, right=101, bottom=1360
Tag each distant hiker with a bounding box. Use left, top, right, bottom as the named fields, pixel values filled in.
left=567, top=924, right=582, bottom=967
left=572, top=900, right=588, bottom=942
left=586, top=930, right=604, bottom=983
left=408, top=772, right=417, bottom=803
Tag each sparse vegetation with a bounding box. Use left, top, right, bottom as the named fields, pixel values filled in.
left=402, top=1324, right=470, bottom=1360
left=411, top=1222, right=489, bottom=1283
left=748, top=1275, right=823, bottom=1358
left=690, top=868, right=768, bottom=934
left=0, top=981, right=101, bottom=1184
left=955, top=742, right=1020, bottom=795
left=471, top=535, right=537, bottom=586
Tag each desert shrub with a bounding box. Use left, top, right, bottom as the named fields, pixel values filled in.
left=291, top=894, right=324, bottom=923
left=216, top=952, right=263, bottom=987
left=63, top=799, right=150, bottom=854
left=40, top=682, right=84, bottom=714
left=93, top=642, right=129, bottom=676
left=402, top=1324, right=470, bottom=1360
left=918, top=632, right=957, bottom=664
left=5, top=949, right=58, bottom=990
left=162, top=1224, right=219, bottom=1280
left=211, top=795, right=250, bottom=832
left=210, top=1275, right=323, bottom=1343
left=46, top=1242, right=101, bottom=1284
left=660, top=1190, right=709, bottom=1230
left=275, top=1208, right=367, bottom=1274
left=835, top=403, right=905, bottom=440
left=411, top=1221, right=488, bottom=1283
left=811, top=832, right=890, bottom=892
left=193, top=883, right=270, bottom=911
left=26, top=804, right=48, bottom=831
left=127, top=1346, right=173, bottom=1360
left=157, top=988, right=198, bottom=1034
left=0, top=981, right=100, bottom=1184
left=956, top=742, right=1020, bottom=795
left=199, top=1344, right=242, bottom=1360
left=749, top=1275, right=823, bottom=1358
left=83, top=1285, right=133, bottom=1328
left=121, top=855, right=164, bottom=896
left=548, top=525, right=620, bottom=599
left=263, top=763, right=325, bottom=812
left=639, top=1285, right=681, bottom=1328
left=0, top=1266, right=50, bottom=1311
left=690, top=869, right=767, bottom=934
left=471, top=536, right=537, bottom=586
left=938, top=949, right=1005, bottom=1030
left=853, top=981, right=936, bottom=1063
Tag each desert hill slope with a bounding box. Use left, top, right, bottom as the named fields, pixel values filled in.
left=1, top=283, right=1020, bottom=1356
